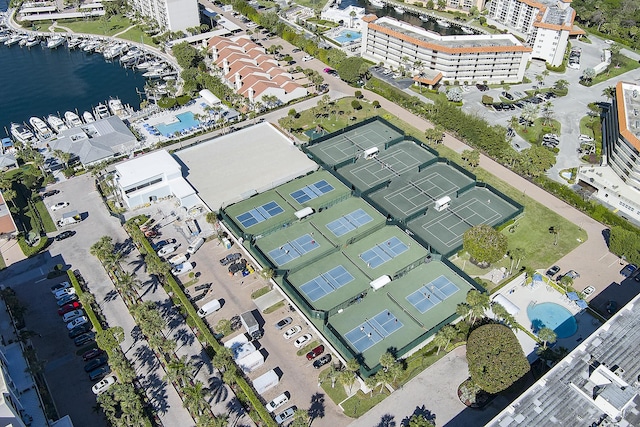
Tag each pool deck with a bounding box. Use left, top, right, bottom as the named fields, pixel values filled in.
left=494, top=273, right=602, bottom=358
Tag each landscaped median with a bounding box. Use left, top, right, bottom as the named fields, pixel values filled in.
left=125, top=218, right=277, bottom=427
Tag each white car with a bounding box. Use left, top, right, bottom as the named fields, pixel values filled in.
left=66, top=315, right=89, bottom=330
left=302, top=55, right=314, bottom=62
left=62, top=309, right=85, bottom=323
left=582, top=286, right=596, bottom=298
left=51, top=201, right=69, bottom=211
left=171, top=262, right=194, bottom=276
left=55, top=287, right=76, bottom=300
left=579, top=134, right=594, bottom=142
left=157, top=244, right=178, bottom=257
left=275, top=406, right=296, bottom=425
left=92, top=375, right=116, bottom=395
left=266, top=392, right=289, bottom=413
left=293, top=333, right=312, bottom=348
left=283, top=325, right=302, bottom=340
left=50, top=281, right=71, bottom=294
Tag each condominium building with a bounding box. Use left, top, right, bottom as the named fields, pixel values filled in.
left=128, top=0, right=199, bottom=32
left=446, top=0, right=485, bottom=12
left=578, top=81, right=640, bottom=223
left=361, top=15, right=531, bottom=85
left=486, top=0, right=584, bottom=66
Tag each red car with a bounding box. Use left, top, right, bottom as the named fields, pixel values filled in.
left=306, top=345, right=324, bottom=361
left=58, top=301, right=82, bottom=315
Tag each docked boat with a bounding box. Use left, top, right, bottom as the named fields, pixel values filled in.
left=10, top=123, right=37, bottom=144
left=369, top=0, right=384, bottom=7
left=0, top=32, right=10, bottom=43
left=420, top=15, right=430, bottom=22
left=82, top=111, right=95, bottom=123
left=94, top=104, right=110, bottom=119
left=67, top=37, right=82, bottom=49
left=394, top=6, right=404, bottom=14
left=24, top=36, right=40, bottom=47
left=4, top=33, right=22, bottom=46
left=83, top=40, right=100, bottom=53
left=436, top=19, right=451, bottom=28
left=77, top=39, right=88, bottom=50
left=64, top=111, right=83, bottom=127
left=47, top=115, right=69, bottom=133
left=46, top=35, right=65, bottom=49
left=135, top=59, right=155, bottom=70
left=29, top=117, right=52, bottom=139
left=461, top=27, right=475, bottom=34
left=108, top=98, right=126, bottom=118
left=143, top=68, right=166, bottom=79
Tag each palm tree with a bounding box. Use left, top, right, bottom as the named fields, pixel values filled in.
left=433, top=324, right=457, bottom=354
left=535, top=74, right=544, bottom=87
left=182, top=381, right=209, bottom=417
left=602, top=86, right=616, bottom=100
left=541, top=70, right=549, bottom=83
left=432, top=329, right=449, bottom=355
left=349, top=10, right=357, bottom=28
left=339, top=370, right=357, bottom=394
left=456, top=302, right=472, bottom=321
left=212, top=346, right=233, bottom=372
left=52, top=149, right=72, bottom=168
left=558, top=275, right=573, bottom=291
left=554, top=79, right=569, bottom=91
left=537, top=327, right=557, bottom=349
left=379, top=352, right=395, bottom=372
left=115, top=271, right=140, bottom=303
left=2, top=188, right=17, bottom=210
left=364, top=375, right=377, bottom=396
left=323, top=364, right=340, bottom=388
left=424, top=127, right=444, bottom=145
left=165, top=355, right=195, bottom=387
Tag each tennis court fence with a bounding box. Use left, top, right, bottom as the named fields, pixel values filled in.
left=404, top=207, right=429, bottom=223
left=417, top=158, right=437, bottom=172
left=362, top=179, right=393, bottom=198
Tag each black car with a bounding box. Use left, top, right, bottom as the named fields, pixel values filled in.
left=493, top=104, right=503, bottom=111
left=55, top=230, right=76, bottom=241
left=502, top=91, right=514, bottom=100
left=546, top=265, right=561, bottom=277
left=220, top=253, right=242, bottom=266
left=89, top=365, right=111, bottom=381
left=69, top=323, right=92, bottom=339
left=313, top=354, right=332, bottom=369
left=606, top=300, right=618, bottom=315
left=42, top=190, right=60, bottom=198
left=84, top=355, right=108, bottom=372
left=74, top=332, right=96, bottom=347
left=620, top=264, right=637, bottom=277
left=151, top=239, right=176, bottom=251
left=475, top=83, right=489, bottom=91
left=228, top=259, right=247, bottom=274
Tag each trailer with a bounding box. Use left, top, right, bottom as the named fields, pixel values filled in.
left=232, top=342, right=257, bottom=361
left=253, top=369, right=279, bottom=395
left=237, top=350, right=265, bottom=373
left=240, top=311, right=260, bottom=335
left=224, top=333, right=249, bottom=350
left=57, top=210, right=81, bottom=227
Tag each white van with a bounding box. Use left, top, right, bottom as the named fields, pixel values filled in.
left=168, top=253, right=188, bottom=266
left=197, top=299, right=221, bottom=317
left=187, top=237, right=205, bottom=255
left=266, top=392, right=289, bottom=413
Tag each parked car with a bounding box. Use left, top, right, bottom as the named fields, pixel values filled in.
left=606, top=300, right=618, bottom=314
left=502, top=91, right=514, bottom=100
left=82, top=348, right=105, bottom=361
left=62, top=309, right=85, bottom=323
left=50, top=281, right=72, bottom=294
left=158, top=244, right=178, bottom=257
left=563, top=270, right=580, bottom=280
left=171, top=262, right=194, bottom=276
left=55, top=287, right=76, bottom=300
left=151, top=239, right=176, bottom=251
left=69, top=323, right=92, bottom=338
left=88, top=365, right=111, bottom=381
left=67, top=316, right=89, bottom=330
left=219, top=253, right=242, bottom=266
left=74, top=332, right=96, bottom=346
left=92, top=375, right=116, bottom=395
left=302, top=55, right=314, bottom=61
left=42, top=189, right=59, bottom=198
left=266, top=392, right=290, bottom=413
left=283, top=325, right=302, bottom=340
left=306, top=345, right=324, bottom=360
left=579, top=134, right=594, bottom=142
left=475, top=83, right=489, bottom=91
left=275, top=317, right=293, bottom=330
left=84, top=355, right=108, bottom=373
left=294, top=334, right=312, bottom=348
left=55, top=230, right=76, bottom=241
left=274, top=406, right=296, bottom=425
left=51, top=201, right=69, bottom=211
left=228, top=259, right=247, bottom=275
left=57, top=294, right=79, bottom=307
left=546, top=265, right=560, bottom=277
left=582, top=286, right=595, bottom=298
left=313, top=354, right=332, bottom=369
left=58, top=301, right=82, bottom=315
left=620, top=264, right=637, bottom=277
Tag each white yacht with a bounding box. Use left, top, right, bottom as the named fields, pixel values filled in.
left=461, top=27, right=475, bottom=34
left=82, top=111, right=95, bottom=123
left=47, top=115, right=69, bottom=133
left=46, top=35, right=65, bottom=49
left=94, top=104, right=110, bottom=119
left=4, top=33, right=22, bottom=46
left=436, top=19, right=451, bottom=28
left=10, top=123, right=36, bottom=144
left=64, top=111, right=83, bottom=127
left=29, top=117, right=52, bottom=139
left=420, top=15, right=430, bottom=22
left=108, top=99, right=126, bottom=118
left=135, top=59, right=155, bottom=70
left=0, top=32, right=10, bottom=43
left=67, top=37, right=82, bottom=49
left=394, top=6, right=404, bottom=13
left=24, top=36, right=40, bottom=47
left=369, top=0, right=384, bottom=7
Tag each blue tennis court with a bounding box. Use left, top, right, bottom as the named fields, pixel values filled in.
left=406, top=275, right=460, bottom=313
left=290, top=180, right=334, bottom=204
left=236, top=201, right=284, bottom=228
left=359, top=237, right=409, bottom=268
left=267, top=234, right=320, bottom=266
left=326, top=209, right=374, bottom=237
left=300, top=265, right=355, bottom=302
left=345, top=310, right=404, bottom=353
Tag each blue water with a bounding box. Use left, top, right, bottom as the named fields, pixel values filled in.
left=155, top=112, right=200, bottom=137
left=0, top=0, right=146, bottom=135
left=527, top=302, right=577, bottom=339
left=334, top=30, right=362, bottom=44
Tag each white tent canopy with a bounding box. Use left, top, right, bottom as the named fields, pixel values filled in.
left=492, top=293, right=520, bottom=316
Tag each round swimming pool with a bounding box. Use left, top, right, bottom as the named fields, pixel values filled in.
left=527, top=302, right=577, bottom=339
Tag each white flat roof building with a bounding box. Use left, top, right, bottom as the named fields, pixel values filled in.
left=361, top=15, right=531, bottom=85
left=175, top=122, right=317, bottom=212
left=128, top=0, right=199, bottom=32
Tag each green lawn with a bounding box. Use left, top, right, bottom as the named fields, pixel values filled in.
left=514, top=118, right=561, bottom=145
left=342, top=389, right=390, bottom=418
left=588, top=57, right=640, bottom=86
left=115, top=26, right=158, bottom=47
left=57, top=15, right=134, bottom=37
left=292, top=0, right=330, bottom=11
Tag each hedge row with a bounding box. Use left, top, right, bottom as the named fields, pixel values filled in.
left=130, top=225, right=277, bottom=427
left=67, top=270, right=104, bottom=333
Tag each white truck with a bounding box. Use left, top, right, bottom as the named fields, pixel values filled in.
left=197, top=299, right=221, bottom=317
left=224, top=333, right=249, bottom=349
left=57, top=210, right=81, bottom=227
left=253, top=369, right=279, bottom=395
left=237, top=350, right=265, bottom=373
left=232, top=342, right=257, bottom=361
left=240, top=311, right=260, bottom=335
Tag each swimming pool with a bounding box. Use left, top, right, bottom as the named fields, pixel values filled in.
left=155, top=112, right=200, bottom=137
left=527, top=302, right=577, bottom=339
left=333, top=30, right=362, bottom=45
